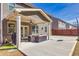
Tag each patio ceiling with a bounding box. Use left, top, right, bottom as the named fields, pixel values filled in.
left=19, top=11, right=50, bottom=22
left=15, top=8, right=52, bottom=22
left=5, top=11, right=47, bottom=24
left=20, top=14, right=47, bottom=24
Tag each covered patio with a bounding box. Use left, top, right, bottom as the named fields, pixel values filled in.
left=1, top=8, right=52, bottom=48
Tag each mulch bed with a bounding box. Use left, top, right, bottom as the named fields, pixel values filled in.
left=0, top=43, right=26, bottom=56
left=0, top=49, right=24, bottom=56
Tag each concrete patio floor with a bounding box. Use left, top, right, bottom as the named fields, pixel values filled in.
left=19, top=36, right=77, bottom=56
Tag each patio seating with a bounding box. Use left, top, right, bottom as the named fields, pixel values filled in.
left=28, top=35, right=47, bottom=42
left=34, top=36, right=39, bottom=42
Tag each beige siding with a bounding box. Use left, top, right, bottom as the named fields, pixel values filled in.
left=31, top=23, right=52, bottom=36
left=3, top=3, right=11, bottom=19
left=38, top=23, right=48, bottom=35
left=3, top=3, right=32, bottom=19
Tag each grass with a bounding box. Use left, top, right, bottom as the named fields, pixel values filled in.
left=72, top=41, right=79, bottom=56
left=0, top=43, right=16, bottom=50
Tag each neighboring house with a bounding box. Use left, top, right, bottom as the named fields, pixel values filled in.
left=0, top=3, right=52, bottom=46
left=48, top=15, right=77, bottom=30
left=47, top=15, right=77, bottom=36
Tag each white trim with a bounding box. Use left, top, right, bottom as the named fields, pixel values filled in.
left=15, top=8, right=52, bottom=22
left=15, top=8, right=41, bottom=12
left=21, top=25, right=29, bottom=39
left=0, top=3, right=3, bottom=45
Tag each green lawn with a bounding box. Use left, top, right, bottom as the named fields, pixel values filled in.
left=0, top=43, right=17, bottom=50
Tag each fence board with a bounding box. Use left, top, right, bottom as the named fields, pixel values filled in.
left=52, top=29, right=79, bottom=36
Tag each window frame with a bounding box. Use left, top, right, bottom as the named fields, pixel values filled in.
left=45, top=26, right=47, bottom=33
left=7, top=22, right=16, bottom=34
left=32, top=25, right=39, bottom=34
left=8, top=3, right=15, bottom=11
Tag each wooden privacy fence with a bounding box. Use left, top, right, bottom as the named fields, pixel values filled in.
left=52, top=29, right=79, bottom=36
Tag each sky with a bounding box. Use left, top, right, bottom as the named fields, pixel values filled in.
left=33, top=3, right=79, bottom=25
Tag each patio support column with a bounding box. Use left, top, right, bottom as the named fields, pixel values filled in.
left=48, top=23, right=51, bottom=40
left=16, top=16, right=21, bottom=48
left=0, top=3, right=3, bottom=45
left=48, top=23, right=50, bottom=40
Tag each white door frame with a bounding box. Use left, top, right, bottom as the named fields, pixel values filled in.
left=21, top=25, right=29, bottom=39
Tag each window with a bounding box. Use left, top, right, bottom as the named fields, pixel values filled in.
left=7, top=22, right=15, bottom=34
left=32, top=25, right=39, bottom=34
left=8, top=3, right=15, bottom=11
left=45, top=26, right=47, bottom=32
left=41, top=27, right=43, bottom=30
left=32, top=25, right=35, bottom=34
left=36, top=26, right=38, bottom=33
